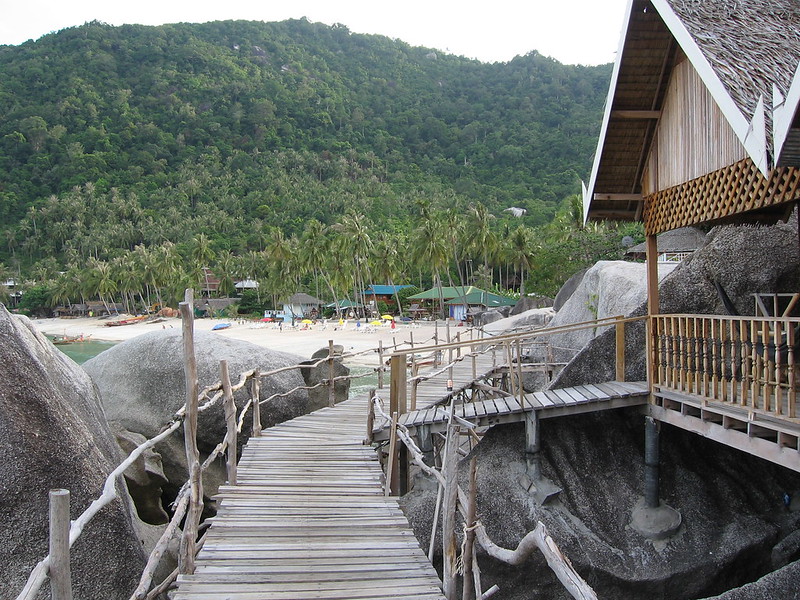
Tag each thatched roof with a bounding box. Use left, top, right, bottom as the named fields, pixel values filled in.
left=625, top=226, right=706, bottom=255
left=286, top=292, right=324, bottom=306
left=584, top=0, right=800, bottom=223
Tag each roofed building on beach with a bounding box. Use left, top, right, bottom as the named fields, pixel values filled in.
left=361, top=284, right=413, bottom=310
left=407, top=286, right=516, bottom=320
left=584, top=0, right=800, bottom=493
left=282, top=292, right=325, bottom=319
left=625, top=226, right=706, bottom=262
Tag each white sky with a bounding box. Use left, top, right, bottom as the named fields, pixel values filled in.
left=0, top=0, right=630, bottom=65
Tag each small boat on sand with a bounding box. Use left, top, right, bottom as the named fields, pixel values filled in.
left=211, top=323, right=232, bottom=331
left=105, top=315, right=148, bottom=327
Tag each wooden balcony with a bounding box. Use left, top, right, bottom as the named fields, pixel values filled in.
left=649, top=314, right=800, bottom=470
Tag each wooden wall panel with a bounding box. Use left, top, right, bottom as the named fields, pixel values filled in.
left=643, top=60, right=748, bottom=196
left=643, top=159, right=800, bottom=234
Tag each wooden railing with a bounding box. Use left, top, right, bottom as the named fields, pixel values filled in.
left=16, top=291, right=437, bottom=600
left=371, top=393, right=597, bottom=600
left=387, top=315, right=644, bottom=419
left=651, top=314, right=799, bottom=418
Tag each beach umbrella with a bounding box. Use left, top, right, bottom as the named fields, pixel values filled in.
left=260, top=317, right=272, bottom=322
left=381, top=314, right=393, bottom=320
left=370, top=321, right=382, bottom=326
left=301, top=319, right=313, bottom=324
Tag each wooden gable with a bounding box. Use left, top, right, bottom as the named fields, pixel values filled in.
left=585, top=0, right=800, bottom=233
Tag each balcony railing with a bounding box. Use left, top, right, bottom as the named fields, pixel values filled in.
left=651, top=314, right=799, bottom=419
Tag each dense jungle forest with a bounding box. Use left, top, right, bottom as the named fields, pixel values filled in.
left=0, top=18, right=642, bottom=313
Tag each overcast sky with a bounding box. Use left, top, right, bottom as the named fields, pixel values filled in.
left=0, top=0, right=630, bottom=65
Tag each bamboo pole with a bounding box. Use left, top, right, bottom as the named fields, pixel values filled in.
left=220, top=360, right=237, bottom=486
left=49, top=489, right=72, bottom=600
left=178, top=294, right=202, bottom=575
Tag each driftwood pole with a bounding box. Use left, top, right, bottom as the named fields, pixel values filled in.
left=442, top=416, right=461, bottom=599
left=220, top=360, right=237, bottom=486
left=49, top=489, right=72, bottom=600
left=251, top=369, right=262, bottom=437
left=328, top=340, right=336, bottom=407
left=462, top=457, right=478, bottom=600
left=378, top=340, right=385, bottom=389
left=179, top=292, right=202, bottom=575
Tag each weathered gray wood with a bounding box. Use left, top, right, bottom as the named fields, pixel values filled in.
left=250, top=370, right=262, bottom=437
left=174, top=390, right=444, bottom=599
left=179, top=295, right=202, bottom=575
left=220, top=360, right=237, bottom=486
left=49, top=489, right=72, bottom=600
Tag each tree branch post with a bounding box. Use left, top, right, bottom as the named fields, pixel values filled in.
left=179, top=292, right=202, bottom=575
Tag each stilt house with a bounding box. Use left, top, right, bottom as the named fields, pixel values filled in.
left=584, top=0, right=800, bottom=471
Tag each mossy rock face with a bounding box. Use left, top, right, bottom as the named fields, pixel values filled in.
left=0, top=305, right=146, bottom=599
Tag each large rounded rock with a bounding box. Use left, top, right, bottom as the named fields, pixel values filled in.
left=84, top=330, right=311, bottom=501
left=0, top=305, right=146, bottom=599
left=554, top=214, right=800, bottom=388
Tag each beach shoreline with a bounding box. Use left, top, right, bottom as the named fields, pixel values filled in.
left=32, top=315, right=448, bottom=366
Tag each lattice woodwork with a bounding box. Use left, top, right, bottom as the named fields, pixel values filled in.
left=644, top=158, right=800, bottom=234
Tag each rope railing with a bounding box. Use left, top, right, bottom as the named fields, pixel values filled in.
left=371, top=393, right=597, bottom=600
left=19, top=294, right=450, bottom=600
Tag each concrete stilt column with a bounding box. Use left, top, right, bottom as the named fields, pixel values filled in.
left=521, top=411, right=560, bottom=503
left=631, top=415, right=682, bottom=539
left=644, top=416, right=660, bottom=509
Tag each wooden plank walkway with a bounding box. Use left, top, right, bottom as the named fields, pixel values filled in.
left=173, top=396, right=446, bottom=600
left=413, top=350, right=500, bottom=408
left=375, top=381, right=649, bottom=440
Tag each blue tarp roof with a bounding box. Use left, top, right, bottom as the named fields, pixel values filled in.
left=363, top=284, right=413, bottom=295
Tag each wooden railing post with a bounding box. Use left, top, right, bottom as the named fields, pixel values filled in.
left=328, top=339, right=336, bottom=407
left=49, top=489, right=72, bottom=600
left=179, top=291, right=202, bottom=575
left=220, top=360, right=237, bottom=486
left=442, top=420, right=460, bottom=600
left=251, top=369, right=262, bottom=437
left=389, top=354, right=407, bottom=417
left=389, top=354, right=408, bottom=495
left=615, top=316, right=626, bottom=382
left=377, top=340, right=385, bottom=389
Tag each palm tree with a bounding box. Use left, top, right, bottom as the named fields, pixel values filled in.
left=86, top=258, right=118, bottom=314
left=191, top=233, right=217, bottom=296
left=333, top=214, right=373, bottom=315
left=464, top=204, right=497, bottom=285
left=506, top=226, right=536, bottom=296
left=300, top=220, right=339, bottom=310
left=411, top=211, right=450, bottom=319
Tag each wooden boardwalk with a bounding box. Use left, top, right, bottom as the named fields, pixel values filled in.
left=376, top=381, right=649, bottom=440
left=173, top=396, right=446, bottom=600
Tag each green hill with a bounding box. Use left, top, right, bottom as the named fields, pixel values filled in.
left=0, top=19, right=639, bottom=309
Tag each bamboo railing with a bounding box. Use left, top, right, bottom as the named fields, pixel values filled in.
left=651, top=314, right=800, bottom=418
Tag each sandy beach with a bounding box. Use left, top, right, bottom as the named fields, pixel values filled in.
left=32, top=315, right=447, bottom=366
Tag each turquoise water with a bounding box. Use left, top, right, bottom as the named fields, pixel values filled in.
left=49, top=338, right=116, bottom=364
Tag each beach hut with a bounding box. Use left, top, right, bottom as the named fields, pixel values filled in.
left=408, top=286, right=510, bottom=320
left=624, top=227, right=706, bottom=262
left=361, top=284, right=414, bottom=311
left=283, top=292, right=325, bottom=320
left=444, top=290, right=516, bottom=321
left=583, top=0, right=800, bottom=489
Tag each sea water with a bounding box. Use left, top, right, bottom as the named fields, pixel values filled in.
left=50, top=338, right=116, bottom=364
